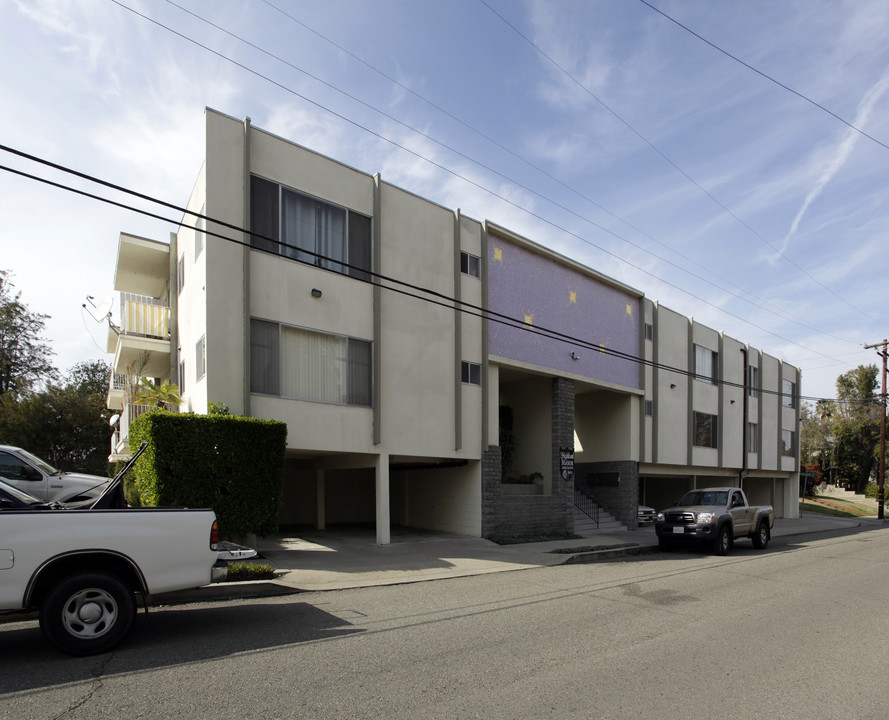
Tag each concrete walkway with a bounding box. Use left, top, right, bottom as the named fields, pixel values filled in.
left=162, top=514, right=882, bottom=604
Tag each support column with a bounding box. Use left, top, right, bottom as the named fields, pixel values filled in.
left=375, top=452, right=391, bottom=545
left=315, top=469, right=326, bottom=530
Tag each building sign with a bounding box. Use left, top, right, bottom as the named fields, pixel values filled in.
left=559, top=447, right=574, bottom=481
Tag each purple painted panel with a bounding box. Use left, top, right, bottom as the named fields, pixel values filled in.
left=487, top=237, right=640, bottom=389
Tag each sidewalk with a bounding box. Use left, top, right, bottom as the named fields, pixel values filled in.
left=161, top=514, right=878, bottom=604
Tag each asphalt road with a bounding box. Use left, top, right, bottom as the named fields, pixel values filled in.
left=2, top=525, right=888, bottom=720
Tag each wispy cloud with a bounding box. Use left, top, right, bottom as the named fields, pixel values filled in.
left=778, top=65, right=889, bottom=254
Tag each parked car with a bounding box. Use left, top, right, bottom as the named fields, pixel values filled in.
left=0, top=446, right=110, bottom=503
left=655, top=487, right=774, bottom=555
left=637, top=505, right=656, bottom=525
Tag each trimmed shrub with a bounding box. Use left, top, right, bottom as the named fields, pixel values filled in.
left=129, top=410, right=287, bottom=536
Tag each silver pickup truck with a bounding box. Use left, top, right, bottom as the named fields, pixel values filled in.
left=654, top=487, right=774, bottom=555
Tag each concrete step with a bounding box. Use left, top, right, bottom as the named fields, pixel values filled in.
left=573, top=507, right=628, bottom=535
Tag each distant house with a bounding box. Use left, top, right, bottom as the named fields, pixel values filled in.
left=106, top=108, right=801, bottom=543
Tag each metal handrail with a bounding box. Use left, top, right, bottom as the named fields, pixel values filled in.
left=574, top=487, right=600, bottom=528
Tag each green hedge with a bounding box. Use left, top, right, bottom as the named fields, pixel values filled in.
left=129, top=410, right=287, bottom=536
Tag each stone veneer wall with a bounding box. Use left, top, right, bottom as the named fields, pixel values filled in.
left=574, top=460, right=640, bottom=529
left=482, top=378, right=575, bottom=538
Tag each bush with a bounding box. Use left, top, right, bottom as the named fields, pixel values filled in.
left=226, top=562, right=278, bottom=582
left=129, top=410, right=287, bottom=536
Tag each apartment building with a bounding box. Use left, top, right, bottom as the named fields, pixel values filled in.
left=106, top=108, right=800, bottom=543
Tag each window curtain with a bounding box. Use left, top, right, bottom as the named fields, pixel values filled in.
left=281, top=190, right=317, bottom=264
left=317, top=203, right=346, bottom=271
left=283, top=327, right=347, bottom=403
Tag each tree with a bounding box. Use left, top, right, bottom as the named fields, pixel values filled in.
left=0, top=270, right=57, bottom=398
left=0, top=361, right=113, bottom=475
left=833, top=365, right=881, bottom=493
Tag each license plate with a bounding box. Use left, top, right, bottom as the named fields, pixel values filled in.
left=672, top=526, right=685, bottom=534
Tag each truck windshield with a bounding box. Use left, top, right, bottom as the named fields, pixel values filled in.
left=14, top=449, right=58, bottom=475
left=678, top=491, right=728, bottom=506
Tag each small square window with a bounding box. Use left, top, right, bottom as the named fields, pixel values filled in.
left=693, top=412, right=718, bottom=448
left=177, top=255, right=185, bottom=295
left=460, top=251, right=480, bottom=278
left=782, top=429, right=795, bottom=456
left=645, top=399, right=653, bottom=417
left=178, top=360, right=186, bottom=395
left=747, top=423, right=757, bottom=453
left=195, top=335, right=206, bottom=381
left=748, top=366, right=758, bottom=397
left=694, top=344, right=718, bottom=385
left=644, top=323, right=653, bottom=341
left=461, top=361, right=481, bottom=385
left=782, top=379, right=796, bottom=408
left=195, top=204, right=205, bottom=258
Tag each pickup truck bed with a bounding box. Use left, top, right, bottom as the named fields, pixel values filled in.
left=0, top=508, right=226, bottom=655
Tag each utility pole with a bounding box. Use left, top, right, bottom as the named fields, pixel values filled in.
left=864, top=340, right=887, bottom=521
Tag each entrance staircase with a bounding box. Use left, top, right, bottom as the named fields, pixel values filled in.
left=572, top=504, right=627, bottom=535
left=818, top=484, right=881, bottom=511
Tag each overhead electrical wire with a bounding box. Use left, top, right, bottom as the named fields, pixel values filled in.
left=106, top=0, right=854, bottom=363
left=636, top=0, right=889, bottom=153
left=477, top=0, right=877, bottom=322
left=0, top=143, right=845, bottom=404
left=251, top=0, right=863, bottom=347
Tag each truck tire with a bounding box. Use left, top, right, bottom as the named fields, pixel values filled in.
left=712, top=525, right=731, bottom=556
left=39, top=573, right=136, bottom=656
left=658, top=536, right=672, bottom=551
left=752, top=520, right=770, bottom=550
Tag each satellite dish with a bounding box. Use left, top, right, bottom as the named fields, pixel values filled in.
left=84, top=295, right=113, bottom=323
left=109, top=414, right=120, bottom=427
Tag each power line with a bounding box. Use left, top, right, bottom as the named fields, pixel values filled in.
left=250, top=0, right=863, bottom=348
left=105, top=0, right=857, bottom=362
left=0, top=146, right=833, bottom=404
left=477, top=0, right=877, bottom=322
left=636, top=0, right=889, bottom=153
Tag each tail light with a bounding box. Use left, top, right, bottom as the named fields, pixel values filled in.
left=210, top=520, right=220, bottom=551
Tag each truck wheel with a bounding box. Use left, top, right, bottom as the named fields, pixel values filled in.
left=712, top=525, right=731, bottom=556
left=752, top=520, right=770, bottom=549
left=39, top=573, right=136, bottom=656
left=658, top=536, right=672, bottom=552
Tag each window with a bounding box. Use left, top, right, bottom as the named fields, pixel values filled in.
left=746, top=422, right=757, bottom=453
left=178, top=360, right=186, bottom=395
left=177, top=255, right=185, bottom=294
left=460, top=251, right=480, bottom=278
left=461, top=361, right=481, bottom=385
left=250, top=319, right=372, bottom=406
left=694, top=345, right=718, bottom=384
left=195, top=204, right=205, bottom=258
left=748, top=365, right=758, bottom=397
left=693, top=412, right=718, bottom=448
left=782, top=379, right=796, bottom=408
left=195, top=335, right=206, bottom=381
left=645, top=399, right=653, bottom=417
left=782, top=429, right=795, bottom=457
left=250, top=176, right=372, bottom=281
left=644, top=323, right=653, bottom=341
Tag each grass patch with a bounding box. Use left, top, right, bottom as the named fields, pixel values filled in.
left=800, top=497, right=875, bottom=518
left=489, top=532, right=583, bottom=545
left=549, top=543, right=637, bottom=554
left=226, top=562, right=278, bottom=582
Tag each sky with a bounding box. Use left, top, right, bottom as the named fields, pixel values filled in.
left=2, top=0, right=888, bottom=402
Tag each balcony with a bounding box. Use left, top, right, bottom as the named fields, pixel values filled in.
left=108, top=293, right=171, bottom=378
left=110, top=402, right=157, bottom=461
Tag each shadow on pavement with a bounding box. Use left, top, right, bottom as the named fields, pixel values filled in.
left=0, top=598, right=363, bottom=694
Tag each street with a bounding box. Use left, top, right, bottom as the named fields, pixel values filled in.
left=2, top=525, right=888, bottom=719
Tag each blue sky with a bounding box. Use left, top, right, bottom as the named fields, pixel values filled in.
left=2, top=0, right=888, bottom=401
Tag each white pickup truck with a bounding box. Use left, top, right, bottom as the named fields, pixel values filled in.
left=0, top=451, right=227, bottom=656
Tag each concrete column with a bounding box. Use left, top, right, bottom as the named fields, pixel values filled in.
left=375, top=452, right=391, bottom=545
left=315, top=469, right=326, bottom=530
